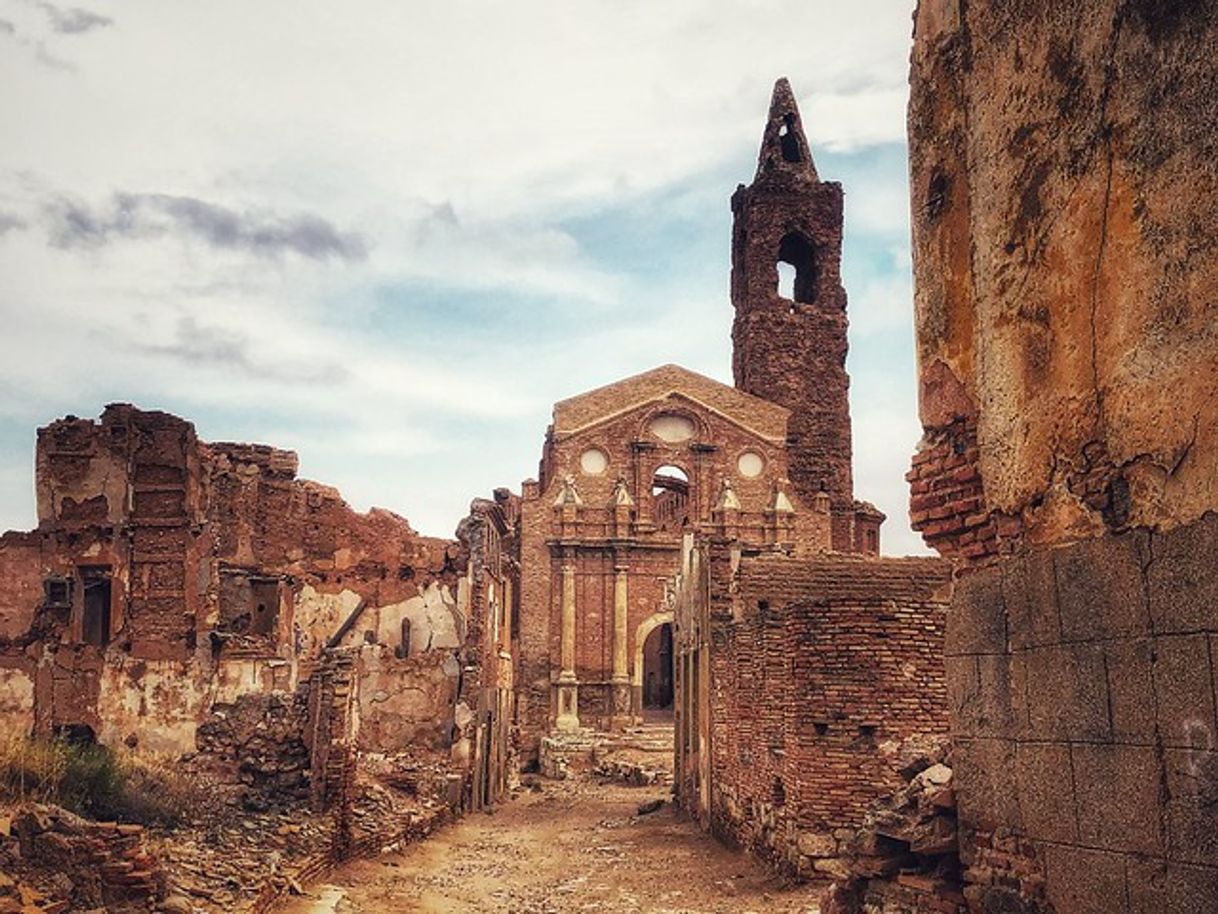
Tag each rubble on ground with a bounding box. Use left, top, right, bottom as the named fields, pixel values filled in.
left=0, top=803, right=164, bottom=913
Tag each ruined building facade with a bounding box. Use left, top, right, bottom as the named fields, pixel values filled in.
left=908, top=2, right=1218, bottom=912
left=0, top=404, right=517, bottom=813
left=515, top=364, right=828, bottom=751
left=514, top=81, right=893, bottom=755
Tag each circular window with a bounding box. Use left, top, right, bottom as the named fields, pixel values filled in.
left=737, top=451, right=765, bottom=478
left=648, top=413, right=696, bottom=443
left=579, top=448, right=608, bottom=476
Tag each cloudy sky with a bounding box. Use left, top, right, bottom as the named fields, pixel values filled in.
left=0, top=0, right=927, bottom=553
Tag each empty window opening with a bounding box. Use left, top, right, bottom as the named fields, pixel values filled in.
left=43, top=577, right=72, bottom=609
left=249, top=578, right=280, bottom=637
left=777, top=261, right=797, bottom=301
left=80, top=567, right=112, bottom=647
left=53, top=723, right=97, bottom=747
left=642, top=622, right=675, bottom=715
left=219, top=569, right=281, bottom=638
left=779, top=113, right=801, bottom=163
left=652, top=465, right=691, bottom=532
left=776, top=232, right=817, bottom=305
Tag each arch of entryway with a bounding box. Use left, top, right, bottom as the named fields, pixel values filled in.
left=632, top=610, right=674, bottom=720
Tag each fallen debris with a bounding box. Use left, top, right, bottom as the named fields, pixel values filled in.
left=636, top=799, right=664, bottom=816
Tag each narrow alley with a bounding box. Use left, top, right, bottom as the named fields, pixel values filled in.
left=280, top=777, right=822, bottom=914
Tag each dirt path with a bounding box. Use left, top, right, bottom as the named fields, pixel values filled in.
left=280, top=778, right=822, bottom=914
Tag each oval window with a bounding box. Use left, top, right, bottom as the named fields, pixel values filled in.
left=737, top=451, right=764, bottom=478
left=579, top=448, right=608, bottom=476
left=648, top=414, right=696, bottom=443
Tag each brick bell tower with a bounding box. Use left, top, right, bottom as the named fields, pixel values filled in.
left=731, top=78, right=857, bottom=552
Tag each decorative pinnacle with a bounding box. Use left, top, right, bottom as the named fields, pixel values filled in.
left=755, top=77, right=818, bottom=182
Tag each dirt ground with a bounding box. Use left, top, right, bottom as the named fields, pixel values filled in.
left=279, top=777, right=823, bottom=914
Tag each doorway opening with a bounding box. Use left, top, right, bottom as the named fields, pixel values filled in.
left=642, top=622, right=674, bottom=716
left=80, top=566, right=111, bottom=647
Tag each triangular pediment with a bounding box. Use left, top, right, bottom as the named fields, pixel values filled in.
left=552, top=364, right=788, bottom=444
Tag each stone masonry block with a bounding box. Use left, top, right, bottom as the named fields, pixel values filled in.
left=1002, top=549, right=1060, bottom=650
left=1015, top=741, right=1078, bottom=843
left=1153, top=634, right=1217, bottom=750
left=1024, top=643, right=1111, bottom=741
left=1127, top=857, right=1218, bottom=914
left=1164, top=747, right=1218, bottom=866
left=1104, top=638, right=1156, bottom=744
left=1148, top=512, right=1218, bottom=635
left=975, top=653, right=1018, bottom=738
left=1043, top=845, right=1129, bottom=914
left=1072, top=743, right=1163, bottom=856
left=947, top=567, right=1006, bottom=656
left=1054, top=531, right=1150, bottom=642
left=946, top=655, right=979, bottom=737
left=953, top=737, right=1020, bottom=830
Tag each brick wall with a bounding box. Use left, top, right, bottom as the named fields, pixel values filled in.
left=675, top=541, right=951, bottom=878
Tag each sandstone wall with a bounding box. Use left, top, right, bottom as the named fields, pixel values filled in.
left=908, top=3, right=1218, bottom=912
left=909, top=0, right=1218, bottom=555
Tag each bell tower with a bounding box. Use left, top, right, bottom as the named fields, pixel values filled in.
left=731, top=78, right=857, bottom=551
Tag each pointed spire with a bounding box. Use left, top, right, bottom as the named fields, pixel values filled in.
left=755, top=77, right=818, bottom=183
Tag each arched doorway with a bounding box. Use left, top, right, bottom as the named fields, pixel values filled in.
left=633, top=611, right=673, bottom=720
left=641, top=622, right=674, bottom=716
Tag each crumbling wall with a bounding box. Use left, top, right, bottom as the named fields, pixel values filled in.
left=456, top=491, right=520, bottom=810
left=674, top=540, right=951, bottom=879
left=908, top=3, right=1218, bottom=912
left=908, top=0, right=1218, bottom=554
left=0, top=404, right=467, bottom=775
left=354, top=644, right=460, bottom=752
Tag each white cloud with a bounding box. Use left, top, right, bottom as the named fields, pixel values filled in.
left=0, top=0, right=926, bottom=547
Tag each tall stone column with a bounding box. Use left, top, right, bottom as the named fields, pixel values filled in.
left=611, top=561, right=630, bottom=726
left=555, top=552, right=580, bottom=731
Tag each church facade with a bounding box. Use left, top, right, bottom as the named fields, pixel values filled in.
left=515, top=79, right=885, bottom=748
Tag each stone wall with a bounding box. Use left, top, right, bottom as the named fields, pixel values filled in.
left=673, top=537, right=951, bottom=879
left=908, top=3, right=1218, bottom=912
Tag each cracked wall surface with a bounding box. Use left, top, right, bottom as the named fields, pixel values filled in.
left=909, top=2, right=1218, bottom=912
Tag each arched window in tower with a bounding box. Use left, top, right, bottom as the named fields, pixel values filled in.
left=779, top=113, right=802, bottom=163
left=776, top=231, right=817, bottom=307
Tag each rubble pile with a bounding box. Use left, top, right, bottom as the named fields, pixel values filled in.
left=0, top=804, right=165, bottom=913
left=593, top=758, right=669, bottom=787
left=161, top=751, right=460, bottom=913
left=820, top=738, right=965, bottom=914
left=195, top=692, right=311, bottom=811
left=154, top=801, right=331, bottom=912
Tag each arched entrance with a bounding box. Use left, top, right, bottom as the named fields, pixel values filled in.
left=642, top=623, right=674, bottom=711
left=632, top=611, right=673, bottom=720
